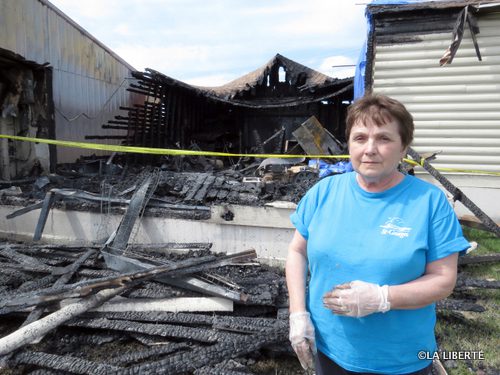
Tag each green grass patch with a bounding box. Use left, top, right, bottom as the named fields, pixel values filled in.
left=435, top=227, right=500, bottom=374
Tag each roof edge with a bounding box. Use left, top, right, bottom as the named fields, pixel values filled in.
left=39, top=0, right=136, bottom=71
left=367, top=0, right=500, bottom=14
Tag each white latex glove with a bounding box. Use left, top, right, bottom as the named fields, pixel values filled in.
left=289, top=311, right=317, bottom=370
left=323, top=280, right=391, bottom=318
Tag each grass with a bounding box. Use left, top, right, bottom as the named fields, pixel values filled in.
left=435, top=227, right=500, bottom=374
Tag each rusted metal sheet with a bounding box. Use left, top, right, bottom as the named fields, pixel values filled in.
left=292, top=116, right=344, bottom=156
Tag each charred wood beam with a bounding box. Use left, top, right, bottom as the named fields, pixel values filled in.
left=252, top=130, right=264, bottom=154
left=262, top=127, right=285, bottom=148
left=121, top=281, right=180, bottom=299
left=436, top=298, right=485, bottom=312
left=101, top=250, right=249, bottom=303
left=21, top=249, right=98, bottom=327
left=182, top=174, right=213, bottom=198
left=0, top=246, right=54, bottom=273
left=83, top=311, right=285, bottom=334
left=17, top=275, right=57, bottom=293
left=107, top=342, right=189, bottom=366
left=107, top=173, right=155, bottom=253
left=0, top=266, right=31, bottom=287
left=0, top=262, right=50, bottom=275
left=126, top=242, right=212, bottom=252
left=23, top=369, right=62, bottom=375
left=115, top=324, right=288, bottom=375
left=33, top=192, right=56, bottom=241
left=191, top=175, right=216, bottom=203
left=78, top=268, right=118, bottom=279
left=102, top=125, right=129, bottom=130
left=0, top=286, right=126, bottom=356
left=4, top=243, right=94, bottom=252
left=56, top=330, right=121, bottom=347
left=76, top=296, right=232, bottom=313
left=407, top=147, right=500, bottom=237
left=152, top=276, right=244, bottom=302
left=459, top=217, right=497, bottom=233
left=50, top=249, right=98, bottom=279
left=66, top=317, right=240, bottom=344
left=21, top=249, right=90, bottom=263
left=5, top=202, right=44, bottom=219
left=12, top=351, right=121, bottom=374
left=455, top=277, right=500, bottom=289
left=42, top=188, right=209, bottom=213
left=84, top=135, right=128, bottom=140
left=126, top=87, right=151, bottom=96
left=127, top=333, right=176, bottom=346
left=0, top=249, right=256, bottom=314
left=458, top=253, right=500, bottom=265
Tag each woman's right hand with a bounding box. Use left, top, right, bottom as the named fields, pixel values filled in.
left=289, top=311, right=316, bottom=370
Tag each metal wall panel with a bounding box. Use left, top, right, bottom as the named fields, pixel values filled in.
left=373, top=11, right=500, bottom=173
left=0, top=0, right=138, bottom=162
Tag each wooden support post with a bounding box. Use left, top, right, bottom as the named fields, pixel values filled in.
left=33, top=191, right=56, bottom=241
left=407, top=147, right=500, bottom=238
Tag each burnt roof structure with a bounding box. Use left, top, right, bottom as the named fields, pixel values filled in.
left=196, top=53, right=353, bottom=107
left=90, top=54, right=353, bottom=159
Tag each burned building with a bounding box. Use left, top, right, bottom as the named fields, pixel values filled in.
left=0, top=0, right=139, bottom=179
left=360, top=0, right=500, bottom=221
left=93, top=54, right=352, bottom=159
left=0, top=49, right=54, bottom=180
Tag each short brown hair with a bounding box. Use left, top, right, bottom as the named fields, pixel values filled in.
left=345, top=94, right=414, bottom=148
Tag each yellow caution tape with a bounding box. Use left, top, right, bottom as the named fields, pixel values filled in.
left=0, top=134, right=348, bottom=159
left=1, top=134, right=499, bottom=176
left=402, top=158, right=500, bottom=176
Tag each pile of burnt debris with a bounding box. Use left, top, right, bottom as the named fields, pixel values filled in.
left=0, top=116, right=344, bottom=217
left=0, top=241, right=294, bottom=375
left=5, top=157, right=319, bottom=209
left=0, top=236, right=498, bottom=375
left=0, top=159, right=300, bottom=374
left=1, top=115, right=499, bottom=238
left=0, top=167, right=498, bottom=374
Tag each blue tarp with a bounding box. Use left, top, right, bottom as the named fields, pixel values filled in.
left=309, top=160, right=353, bottom=178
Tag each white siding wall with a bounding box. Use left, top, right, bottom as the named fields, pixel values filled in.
left=373, top=11, right=500, bottom=220
left=0, top=0, right=136, bottom=162
left=373, top=12, right=500, bottom=174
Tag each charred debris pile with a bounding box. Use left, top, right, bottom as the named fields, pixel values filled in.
left=0, top=167, right=498, bottom=374
left=0, top=116, right=344, bottom=223
left=0, top=235, right=498, bottom=374
left=0, top=166, right=295, bottom=374
left=0, top=241, right=293, bottom=374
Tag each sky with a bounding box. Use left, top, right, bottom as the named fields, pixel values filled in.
left=49, top=0, right=368, bottom=87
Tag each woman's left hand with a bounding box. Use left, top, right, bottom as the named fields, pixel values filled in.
left=323, top=280, right=391, bottom=318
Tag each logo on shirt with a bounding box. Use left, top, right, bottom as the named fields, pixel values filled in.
left=380, top=217, right=412, bottom=238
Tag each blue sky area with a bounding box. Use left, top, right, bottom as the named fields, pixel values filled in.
left=50, top=0, right=368, bottom=86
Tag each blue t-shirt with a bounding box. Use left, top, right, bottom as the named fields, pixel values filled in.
left=290, top=172, right=469, bottom=374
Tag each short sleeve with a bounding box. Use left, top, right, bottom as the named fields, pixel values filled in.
left=290, top=180, right=325, bottom=240
left=427, top=194, right=470, bottom=263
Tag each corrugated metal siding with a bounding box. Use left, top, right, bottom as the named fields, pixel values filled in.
left=373, top=12, right=500, bottom=173
left=0, top=0, right=137, bottom=162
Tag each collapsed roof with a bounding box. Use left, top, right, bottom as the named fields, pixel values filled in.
left=131, top=53, right=353, bottom=109
left=91, top=54, right=353, bottom=154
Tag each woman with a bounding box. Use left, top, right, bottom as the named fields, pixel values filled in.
left=286, top=94, right=469, bottom=374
